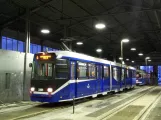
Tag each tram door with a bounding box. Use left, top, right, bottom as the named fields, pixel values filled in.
left=70, top=61, right=77, bottom=98
left=96, top=65, right=103, bottom=93
left=121, top=68, right=126, bottom=89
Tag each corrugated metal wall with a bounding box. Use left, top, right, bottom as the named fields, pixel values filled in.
left=0, top=49, right=33, bottom=103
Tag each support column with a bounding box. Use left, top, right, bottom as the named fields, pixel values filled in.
left=28, top=18, right=30, bottom=53
left=23, top=8, right=30, bottom=101
left=153, top=65, right=158, bottom=85
left=40, top=40, right=44, bottom=52
left=113, top=54, right=116, bottom=63
left=68, top=28, right=72, bottom=51
left=121, top=41, right=123, bottom=64
left=64, top=25, right=67, bottom=38
left=69, top=41, right=72, bottom=51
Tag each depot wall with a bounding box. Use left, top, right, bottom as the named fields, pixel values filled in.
left=0, top=49, right=33, bottom=103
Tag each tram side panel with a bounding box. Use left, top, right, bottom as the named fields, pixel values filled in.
left=76, top=79, right=97, bottom=98
left=126, top=69, right=131, bottom=89
left=124, top=68, right=128, bottom=89
left=132, top=70, right=136, bottom=87
left=30, top=79, right=70, bottom=102
left=54, top=80, right=71, bottom=102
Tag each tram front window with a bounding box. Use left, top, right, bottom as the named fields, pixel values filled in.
left=38, top=63, right=53, bottom=77
left=33, top=62, right=53, bottom=79
left=32, top=59, right=68, bottom=80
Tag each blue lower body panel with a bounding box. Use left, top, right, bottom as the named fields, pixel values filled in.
left=111, top=79, right=120, bottom=91
left=30, top=77, right=135, bottom=103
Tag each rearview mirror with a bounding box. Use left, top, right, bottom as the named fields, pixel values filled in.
left=29, top=63, right=33, bottom=68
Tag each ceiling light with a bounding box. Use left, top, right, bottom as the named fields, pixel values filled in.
left=138, top=53, right=143, bottom=56
left=95, top=23, right=106, bottom=29
left=148, top=60, right=151, bottom=62
left=96, top=48, right=102, bottom=53
left=76, top=42, right=83, bottom=45
left=41, top=29, right=50, bottom=34
left=145, top=57, right=150, bottom=59
left=119, top=57, right=123, bottom=60
left=126, top=58, right=129, bottom=61
left=131, top=48, right=136, bottom=51
left=122, top=39, right=129, bottom=43
left=132, top=61, right=135, bottom=63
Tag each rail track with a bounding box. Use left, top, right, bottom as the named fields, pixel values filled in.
left=101, top=86, right=161, bottom=120
left=0, top=86, right=154, bottom=120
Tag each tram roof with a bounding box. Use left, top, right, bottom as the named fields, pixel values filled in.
left=38, top=51, right=135, bottom=70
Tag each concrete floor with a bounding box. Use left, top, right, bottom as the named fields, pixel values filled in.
left=0, top=86, right=161, bottom=120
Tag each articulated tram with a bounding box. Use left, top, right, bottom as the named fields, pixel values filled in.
left=29, top=51, right=136, bottom=103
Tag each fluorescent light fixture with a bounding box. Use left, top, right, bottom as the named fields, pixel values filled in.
left=41, top=29, right=50, bottom=34
left=119, top=57, right=123, bottom=60
left=145, top=57, right=150, bottom=59
left=122, top=61, right=125, bottom=64
left=76, top=42, right=83, bottom=45
left=148, top=60, right=151, bottom=62
left=138, top=53, right=143, bottom=56
left=96, top=48, right=102, bottom=53
left=122, top=39, right=129, bottom=43
left=132, top=61, right=135, bottom=63
left=131, top=48, right=136, bottom=51
left=95, top=23, right=106, bottom=29
left=126, top=58, right=129, bottom=61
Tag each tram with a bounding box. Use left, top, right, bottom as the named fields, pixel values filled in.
left=29, top=51, right=136, bottom=103
left=136, top=70, right=148, bottom=86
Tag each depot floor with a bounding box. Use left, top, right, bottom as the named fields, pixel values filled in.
left=1, top=86, right=161, bottom=120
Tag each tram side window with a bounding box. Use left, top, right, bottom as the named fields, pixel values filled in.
left=88, top=63, right=96, bottom=79
left=55, top=59, right=68, bottom=79
left=104, top=66, right=109, bottom=79
left=71, top=62, right=76, bottom=79
left=121, top=69, right=125, bottom=80
left=77, top=62, right=88, bottom=79
left=113, top=67, right=120, bottom=81
left=132, top=70, right=136, bottom=78
left=127, top=69, right=129, bottom=78
left=128, top=70, right=132, bottom=78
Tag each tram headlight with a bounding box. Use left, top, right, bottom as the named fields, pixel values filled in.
left=47, top=88, right=53, bottom=93
left=30, top=87, right=35, bottom=92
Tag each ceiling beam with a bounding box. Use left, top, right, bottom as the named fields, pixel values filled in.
left=154, top=11, right=161, bottom=29
left=145, top=10, right=160, bottom=42
left=69, top=0, right=93, bottom=15
left=95, top=0, right=137, bottom=40
left=53, top=8, right=161, bottom=20
left=0, top=0, right=56, bottom=28
left=44, top=2, right=111, bottom=42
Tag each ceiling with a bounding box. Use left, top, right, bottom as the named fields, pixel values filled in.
left=1, top=0, right=161, bottom=65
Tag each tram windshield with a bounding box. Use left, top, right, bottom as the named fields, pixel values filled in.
left=31, top=53, right=68, bottom=80
left=36, top=62, right=53, bottom=78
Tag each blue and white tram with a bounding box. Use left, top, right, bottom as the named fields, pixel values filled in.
left=136, top=70, right=148, bottom=86
left=29, top=51, right=136, bottom=103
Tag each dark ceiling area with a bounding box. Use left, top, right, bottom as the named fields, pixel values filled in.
left=1, top=0, right=161, bottom=65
